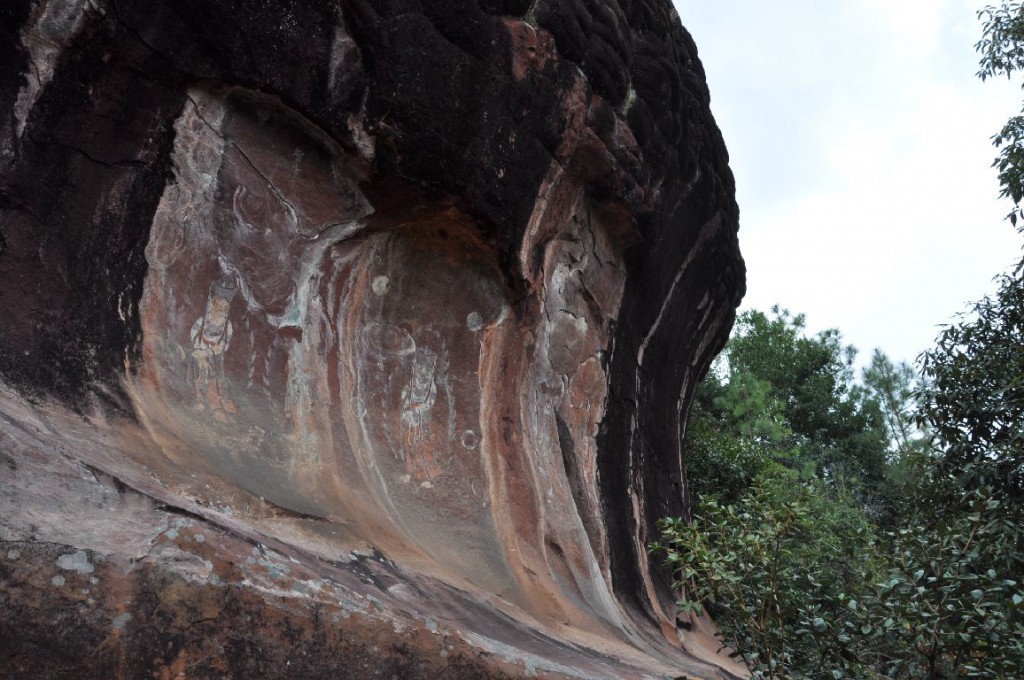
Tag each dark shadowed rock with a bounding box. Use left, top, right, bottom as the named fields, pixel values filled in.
left=0, top=1, right=745, bottom=677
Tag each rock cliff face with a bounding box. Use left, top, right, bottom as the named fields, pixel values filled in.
left=0, top=1, right=745, bottom=678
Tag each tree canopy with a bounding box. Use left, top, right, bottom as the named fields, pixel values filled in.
left=687, top=307, right=889, bottom=510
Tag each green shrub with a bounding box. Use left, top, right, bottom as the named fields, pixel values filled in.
left=654, top=482, right=1024, bottom=679
left=653, top=475, right=881, bottom=679
left=862, top=488, right=1024, bottom=679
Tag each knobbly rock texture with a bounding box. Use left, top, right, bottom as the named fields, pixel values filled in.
left=0, top=1, right=745, bottom=678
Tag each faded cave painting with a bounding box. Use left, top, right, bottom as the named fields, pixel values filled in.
left=133, top=87, right=636, bottom=628
left=400, top=345, right=440, bottom=464
left=189, top=278, right=237, bottom=421
left=359, top=322, right=445, bottom=485
left=346, top=224, right=508, bottom=498
left=135, top=88, right=518, bottom=594
left=138, top=88, right=373, bottom=514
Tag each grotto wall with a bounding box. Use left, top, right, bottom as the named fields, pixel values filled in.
left=0, top=0, right=746, bottom=677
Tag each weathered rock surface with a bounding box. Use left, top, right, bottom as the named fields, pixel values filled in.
left=0, top=1, right=745, bottom=677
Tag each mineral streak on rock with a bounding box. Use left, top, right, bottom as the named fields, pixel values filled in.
left=0, top=0, right=745, bottom=678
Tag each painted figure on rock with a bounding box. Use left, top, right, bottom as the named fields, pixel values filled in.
left=189, top=276, right=237, bottom=421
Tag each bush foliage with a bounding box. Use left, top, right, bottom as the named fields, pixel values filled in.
left=655, top=302, right=1024, bottom=679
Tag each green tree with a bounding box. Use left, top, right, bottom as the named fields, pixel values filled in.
left=657, top=481, right=1024, bottom=680
left=977, top=1, right=1024, bottom=219
left=864, top=488, right=1024, bottom=679
left=688, top=307, right=890, bottom=508
left=861, top=349, right=925, bottom=460
left=918, top=270, right=1024, bottom=506
left=686, top=356, right=791, bottom=505
left=861, top=350, right=930, bottom=526
left=654, top=476, right=882, bottom=680
left=671, top=296, right=1024, bottom=677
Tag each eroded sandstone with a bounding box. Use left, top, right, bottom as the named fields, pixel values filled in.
left=0, top=1, right=745, bottom=677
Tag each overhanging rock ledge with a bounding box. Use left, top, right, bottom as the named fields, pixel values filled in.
left=0, top=1, right=745, bottom=677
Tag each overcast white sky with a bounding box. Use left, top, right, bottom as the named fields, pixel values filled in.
left=674, top=1, right=1023, bottom=367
